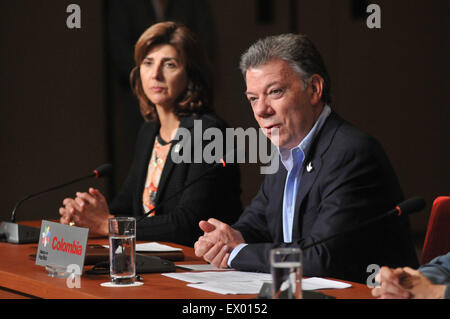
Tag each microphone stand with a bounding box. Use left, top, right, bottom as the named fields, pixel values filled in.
left=258, top=197, right=425, bottom=299
left=302, top=209, right=397, bottom=250
left=302, top=197, right=425, bottom=250
left=10, top=174, right=95, bottom=223
left=137, top=159, right=226, bottom=223
left=0, top=164, right=112, bottom=244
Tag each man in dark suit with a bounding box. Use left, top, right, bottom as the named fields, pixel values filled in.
left=194, top=34, right=418, bottom=283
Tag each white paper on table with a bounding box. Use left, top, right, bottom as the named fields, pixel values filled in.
left=135, top=242, right=182, bottom=252
left=176, top=264, right=233, bottom=271
left=163, top=271, right=351, bottom=295
left=187, top=281, right=265, bottom=295
left=185, top=277, right=351, bottom=295
left=302, top=277, right=352, bottom=290
left=103, top=242, right=182, bottom=252
left=162, top=271, right=272, bottom=284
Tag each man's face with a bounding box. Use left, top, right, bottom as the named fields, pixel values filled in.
left=245, top=59, right=321, bottom=150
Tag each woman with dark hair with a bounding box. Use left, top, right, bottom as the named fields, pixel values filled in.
left=59, top=22, right=242, bottom=246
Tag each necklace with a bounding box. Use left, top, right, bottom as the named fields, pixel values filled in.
left=156, top=133, right=172, bottom=146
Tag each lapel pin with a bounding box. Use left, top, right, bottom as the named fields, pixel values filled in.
left=306, top=162, right=313, bottom=172
left=174, top=143, right=181, bottom=153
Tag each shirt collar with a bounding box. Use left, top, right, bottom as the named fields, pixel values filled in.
left=279, top=104, right=332, bottom=171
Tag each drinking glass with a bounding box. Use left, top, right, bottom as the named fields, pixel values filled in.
left=108, top=217, right=136, bottom=285
left=270, top=247, right=302, bottom=299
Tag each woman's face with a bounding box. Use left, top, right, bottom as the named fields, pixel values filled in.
left=140, top=44, right=188, bottom=109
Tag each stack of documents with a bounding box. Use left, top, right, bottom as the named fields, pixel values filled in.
left=134, top=242, right=182, bottom=252
left=163, top=271, right=351, bottom=295
left=103, top=242, right=182, bottom=252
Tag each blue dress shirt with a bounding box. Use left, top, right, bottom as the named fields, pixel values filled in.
left=419, top=252, right=450, bottom=299
left=279, top=105, right=331, bottom=242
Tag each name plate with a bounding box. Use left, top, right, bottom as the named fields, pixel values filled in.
left=35, top=220, right=89, bottom=274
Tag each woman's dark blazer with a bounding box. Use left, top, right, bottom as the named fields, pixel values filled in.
left=110, top=112, right=242, bottom=246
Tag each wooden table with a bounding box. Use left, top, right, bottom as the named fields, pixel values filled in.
left=0, top=221, right=374, bottom=300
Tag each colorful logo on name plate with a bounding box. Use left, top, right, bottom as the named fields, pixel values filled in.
left=42, top=226, right=51, bottom=247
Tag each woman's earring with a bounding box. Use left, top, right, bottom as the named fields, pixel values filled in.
left=187, top=81, right=194, bottom=95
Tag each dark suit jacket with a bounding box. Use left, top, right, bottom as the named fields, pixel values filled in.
left=231, top=112, right=418, bottom=283
left=110, top=112, right=242, bottom=247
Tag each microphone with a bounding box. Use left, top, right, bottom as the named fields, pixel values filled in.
left=394, top=197, right=426, bottom=217
left=137, top=158, right=227, bottom=223
left=257, top=197, right=426, bottom=299
left=0, top=163, right=112, bottom=244
left=301, top=197, right=426, bottom=250
left=11, top=163, right=112, bottom=223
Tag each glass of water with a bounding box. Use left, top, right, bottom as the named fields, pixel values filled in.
left=108, top=217, right=136, bottom=285
left=270, top=247, right=302, bottom=299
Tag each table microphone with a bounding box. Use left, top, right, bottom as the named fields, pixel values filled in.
left=0, top=163, right=112, bottom=244
left=301, top=196, right=426, bottom=250
left=257, top=197, right=426, bottom=299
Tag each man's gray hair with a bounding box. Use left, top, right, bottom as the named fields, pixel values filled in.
left=239, top=33, right=332, bottom=105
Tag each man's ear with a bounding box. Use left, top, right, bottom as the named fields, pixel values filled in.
left=309, top=74, right=324, bottom=105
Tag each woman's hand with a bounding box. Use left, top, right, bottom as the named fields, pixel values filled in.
left=59, top=188, right=113, bottom=236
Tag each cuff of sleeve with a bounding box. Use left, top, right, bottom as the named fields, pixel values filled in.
left=227, top=243, right=248, bottom=267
